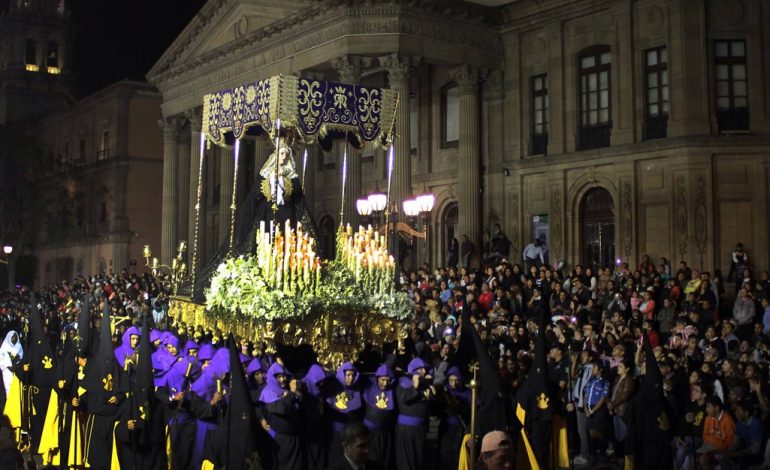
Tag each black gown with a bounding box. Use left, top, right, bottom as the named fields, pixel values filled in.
left=191, top=174, right=319, bottom=300
left=262, top=392, right=306, bottom=470
left=395, top=383, right=434, bottom=470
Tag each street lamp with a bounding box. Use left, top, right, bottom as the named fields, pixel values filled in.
left=2, top=246, right=12, bottom=255
left=356, top=198, right=372, bottom=225
left=402, top=198, right=420, bottom=218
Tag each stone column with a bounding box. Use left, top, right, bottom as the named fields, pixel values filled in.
left=254, top=137, right=269, bottom=174
left=450, top=65, right=482, bottom=263
left=159, top=117, right=182, bottom=264
left=177, top=121, right=191, bottom=245
left=381, top=54, right=415, bottom=215
left=332, top=55, right=363, bottom=228
left=219, top=144, right=234, bottom=250
left=484, top=70, right=505, bottom=234
left=186, top=108, right=205, bottom=274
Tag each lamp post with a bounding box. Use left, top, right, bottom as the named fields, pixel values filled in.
left=356, top=198, right=372, bottom=226
left=142, top=241, right=189, bottom=295
left=415, top=191, right=435, bottom=265
left=1, top=245, right=13, bottom=291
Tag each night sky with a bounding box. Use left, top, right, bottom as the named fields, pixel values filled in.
left=69, top=0, right=206, bottom=98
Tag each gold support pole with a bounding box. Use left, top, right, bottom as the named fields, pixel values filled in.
left=469, top=362, right=480, bottom=467
left=191, top=132, right=206, bottom=289
left=228, top=139, right=241, bottom=256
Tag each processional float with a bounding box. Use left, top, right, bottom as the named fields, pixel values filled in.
left=153, top=74, right=411, bottom=367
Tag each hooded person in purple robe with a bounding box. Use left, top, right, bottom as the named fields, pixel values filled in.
left=189, top=347, right=230, bottom=468
left=363, top=364, right=397, bottom=470
left=301, top=363, right=329, bottom=470
left=324, top=361, right=364, bottom=464
left=114, top=326, right=140, bottom=370
left=395, top=357, right=436, bottom=470
left=259, top=361, right=306, bottom=470
left=152, top=333, right=180, bottom=387
left=156, top=355, right=198, bottom=470
left=438, top=366, right=471, bottom=470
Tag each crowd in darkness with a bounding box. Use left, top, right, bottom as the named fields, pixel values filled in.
left=0, top=234, right=768, bottom=469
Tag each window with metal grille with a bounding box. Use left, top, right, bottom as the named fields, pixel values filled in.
left=715, top=40, right=748, bottom=131
left=578, top=46, right=612, bottom=150
left=644, top=46, right=668, bottom=140
left=530, top=74, right=548, bottom=155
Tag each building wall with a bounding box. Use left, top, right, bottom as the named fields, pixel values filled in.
left=34, top=81, right=163, bottom=285
left=149, top=0, right=770, bottom=278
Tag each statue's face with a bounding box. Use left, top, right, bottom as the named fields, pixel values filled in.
left=278, top=147, right=289, bottom=165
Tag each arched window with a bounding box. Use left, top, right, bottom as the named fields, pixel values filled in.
left=441, top=83, right=459, bottom=148
left=319, top=215, right=336, bottom=260
left=578, top=45, right=611, bottom=150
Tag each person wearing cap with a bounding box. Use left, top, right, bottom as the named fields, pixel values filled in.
left=478, top=430, right=513, bottom=470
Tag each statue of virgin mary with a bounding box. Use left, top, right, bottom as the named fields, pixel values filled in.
left=192, top=141, right=318, bottom=299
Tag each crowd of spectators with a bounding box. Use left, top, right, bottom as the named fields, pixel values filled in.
left=0, top=237, right=768, bottom=468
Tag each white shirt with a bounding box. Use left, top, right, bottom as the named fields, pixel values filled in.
left=522, top=243, right=542, bottom=261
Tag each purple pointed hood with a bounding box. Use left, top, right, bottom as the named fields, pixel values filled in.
left=399, top=357, right=429, bottom=388
left=198, top=343, right=216, bottom=362
left=114, top=326, right=140, bottom=367
left=335, top=362, right=359, bottom=388
left=246, top=358, right=265, bottom=376
left=189, top=348, right=230, bottom=401
left=302, top=364, right=328, bottom=398
left=364, top=364, right=395, bottom=411
left=161, top=356, right=196, bottom=394
left=259, top=362, right=289, bottom=404
left=445, top=366, right=470, bottom=401
left=183, top=340, right=199, bottom=356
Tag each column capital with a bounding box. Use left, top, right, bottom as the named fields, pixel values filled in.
left=330, top=55, right=363, bottom=84
left=450, top=65, right=481, bottom=95
left=483, top=69, right=505, bottom=101
left=158, top=116, right=184, bottom=139
left=380, top=53, right=419, bottom=85
left=185, top=107, right=203, bottom=132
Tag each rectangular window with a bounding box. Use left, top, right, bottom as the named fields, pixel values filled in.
left=98, top=129, right=110, bottom=159
left=78, top=138, right=86, bottom=162
left=46, top=41, right=58, bottom=68
left=530, top=74, right=549, bottom=155
left=578, top=47, right=612, bottom=150
left=441, top=84, right=459, bottom=147
left=715, top=39, right=749, bottom=131
left=409, top=95, right=418, bottom=154
left=62, top=141, right=69, bottom=162
left=644, top=46, right=668, bottom=140
left=25, top=39, right=38, bottom=71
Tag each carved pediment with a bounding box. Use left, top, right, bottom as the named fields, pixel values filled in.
left=148, top=0, right=308, bottom=82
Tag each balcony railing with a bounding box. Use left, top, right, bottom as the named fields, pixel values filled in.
left=644, top=114, right=668, bottom=140
left=96, top=149, right=111, bottom=160
left=718, top=107, right=749, bottom=132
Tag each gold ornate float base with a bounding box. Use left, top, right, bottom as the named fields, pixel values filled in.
left=169, top=296, right=404, bottom=369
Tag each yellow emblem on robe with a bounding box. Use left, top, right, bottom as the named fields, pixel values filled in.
left=375, top=392, right=389, bottom=410
left=335, top=392, right=349, bottom=410
left=102, top=373, right=113, bottom=392
left=537, top=392, right=549, bottom=410
left=139, top=405, right=146, bottom=421
left=42, top=356, right=53, bottom=369
left=77, top=365, right=85, bottom=381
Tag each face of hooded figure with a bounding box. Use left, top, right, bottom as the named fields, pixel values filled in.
left=377, top=376, right=390, bottom=391
left=276, top=373, right=288, bottom=389
left=11, top=334, right=17, bottom=345
left=344, top=369, right=356, bottom=387
left=130, top=334, right=139, bottom=349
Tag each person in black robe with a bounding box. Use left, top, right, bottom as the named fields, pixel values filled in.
left=362, top=364, right=397, bottom=470
left=189, top=347, right=230, bottom=468
left=325, top=361, right=364, bottom=464
left=79, top=298, right=125, bottom=470
left=395, top=357, right=436, bottom=470
left=302, top=363, right=329, bottom=470
left=157, top=356, right=197, bottom=470
left=438, top=366, right=471, bottom=470
left=260, top=361, right=306, bottom=470
left=191, top=141, right=318, bottom=299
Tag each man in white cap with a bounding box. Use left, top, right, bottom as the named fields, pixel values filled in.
left=479, top=430, right=513, bottom=470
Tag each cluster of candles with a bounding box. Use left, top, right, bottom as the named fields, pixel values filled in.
left=337, top=224, right=395, bottom=295
left=256, top=220, right=321, bottom=296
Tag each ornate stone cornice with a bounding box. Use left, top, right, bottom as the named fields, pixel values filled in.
left=450, top=65, right=481, bottom=95
left=330, top=55, right=363, bottom=84
left=150, top=4, right=503, bottom=91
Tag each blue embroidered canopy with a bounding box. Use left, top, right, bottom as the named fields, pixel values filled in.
left=202, top=74, right=399, bottom=149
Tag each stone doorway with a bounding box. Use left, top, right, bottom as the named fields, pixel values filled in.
left=581, top=187, right=615, bottom=268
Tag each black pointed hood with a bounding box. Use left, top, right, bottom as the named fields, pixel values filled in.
left=75, top=294, right=91, bottom=357
left=219, top=334, right=256, bottom=467
left=27, top=294, right=56, bottom=388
